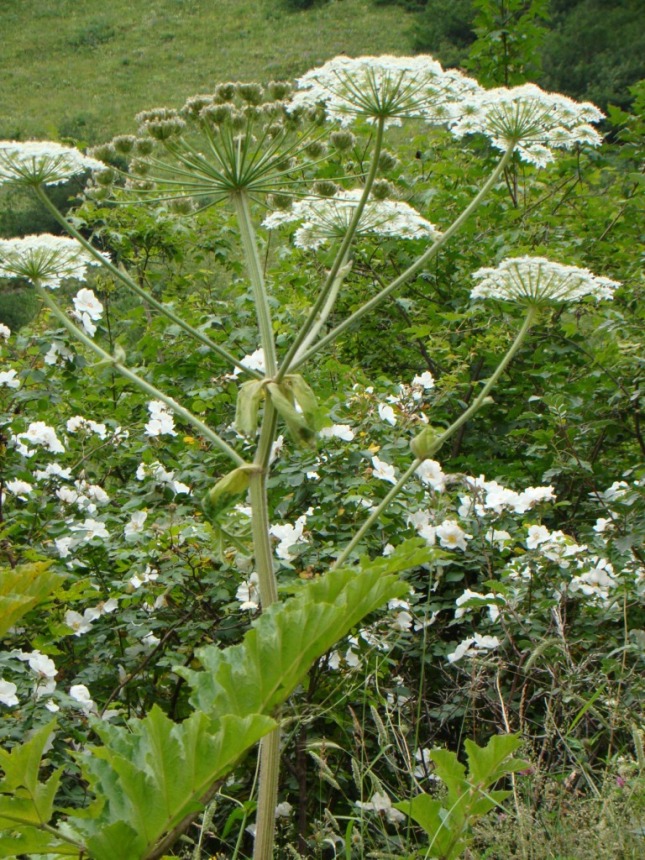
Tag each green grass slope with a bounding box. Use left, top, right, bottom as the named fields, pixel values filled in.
left=2, top=0, right=413, bottom=143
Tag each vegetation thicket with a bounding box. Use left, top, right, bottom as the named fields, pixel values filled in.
left=0, top=3, right=643, bottom=859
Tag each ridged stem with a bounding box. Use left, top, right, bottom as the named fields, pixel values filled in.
left=232, top=191, right=277, bottom=377
left=277, top=116, right=386, bottom=380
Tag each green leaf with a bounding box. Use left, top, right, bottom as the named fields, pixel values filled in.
left=282, top=374, right=321, bottom=429
left=464, top=733, right=528, bottom=787
left=0, top=722, right=60, bottom=828
left=266, top=382, right=316, bottom=448
left=0, top=829, right=81, bottom=857
left=181, top=545, right=416, bottom=718
left=410, top=425, right=444, bottom=460
left=0, top=563, right=65, bottom=638
left=234, top=379, right=265, bottom=436
left=202, top=464, right=260, bottom=519
left=73, top=711, right=274, bottom=860
left=394, top=794, right=466, bottom=860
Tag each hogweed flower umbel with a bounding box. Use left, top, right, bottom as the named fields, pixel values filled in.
left=290, top=55, right=481, bottom=127
left=0, top=140, right=105, bottom=187
left=0, top=235, right=106, bottom=289
left=471, top=256, right=620, bottom=305
left=263, top=189, right=441, bottom=249
left=449, top=84, right=604, bottom=166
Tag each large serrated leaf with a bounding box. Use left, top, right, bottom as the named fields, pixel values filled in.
left=464, top=733, right=528, bottom=786
left=394, top=794, right=466, bottom=859
left=0, top=563, right=65, bottom=638
left=180, top=548, right=416, bottom=717
left=0, top=829, right=81, bottom=857
left=72, top=711, right=274, bottom=860
left=0, top=722, right=60, bottom=828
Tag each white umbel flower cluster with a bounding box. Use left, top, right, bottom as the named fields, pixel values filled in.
left=0, top=235, right=105, bottom=289
left=264, top=189, right=440, bottom=250
left=0, top=140, right=105, bottom=186
left=290, top=55, right=480, bottom=127
left=449, top=84, right=604, bottom=166
left=471, top=256, right=619, bottom=304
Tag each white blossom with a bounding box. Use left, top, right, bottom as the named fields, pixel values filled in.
left=35, top=463, right=72, bottom=482
left=319, top=423, right=355, bottom=441
left=415, top=459, right=446, bottom=492
left=66, top=416, right=108, bottom=438
left=411, top=371, right=435, bottom=390
left=14, top=421, right=65, bottom=456
left=55, top=536, right=74, bottom=558
left=5, top=479, right=33, bottom=498
left=69, top=684, right=95, bottom=713
left=371, top=455, right=397, bottom=485
left=0, top=680, right=19, bottom=708
left=274, top=801, right=293, bottom=819
left=0, top=323, right=10, bottom=339
left=471, top=257, right=619, bottom=304
left=449, top=83, right=604, bottom=165
left=65, top=609, right=97, bottom=636
left=124, top=510, right=148, bottom=539
left=136, top=460, right=191, bottom=494
left=236, top=572, right=260, bottom=611
left=0, top=235, right=106, bottom=288
left=436, top=519, right=470, bottom=551
left=378, top=402, right=397, bottom=425
left=447, top=633, right=501, bottom=663
left=264, top=189, right=441, bottom=250
left=129, top=565, right=159, bottom=589
left=44, top=341, right=73, bottom=366
left=527, top=524, right=551, bottom=549
left=72, top=288, right=103, bottom=336
left=356, top=791, right=405, bottom=823
left=290, top=55, right=480, bottom=128
left=233, top=347, right=265, bottom=377
left=270, top=513, right=308, bottom=560
left=70, top=518, right=110, bottom=541
left=0, top=140, right=106, bottom=186
left=145, top=400, right=177, bottom=437
left=0, top=369, right=20, bottom=389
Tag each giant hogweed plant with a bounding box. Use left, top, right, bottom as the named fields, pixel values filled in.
left=0, top=56, right=618, bottom=858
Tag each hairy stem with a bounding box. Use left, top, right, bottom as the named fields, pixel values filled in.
left=232, top=191, right=277, bottom=377
left=277, top=116, right=386, bottom=380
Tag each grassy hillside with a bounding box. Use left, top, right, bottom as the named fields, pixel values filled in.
left=2, top=0, right=413, bottom=143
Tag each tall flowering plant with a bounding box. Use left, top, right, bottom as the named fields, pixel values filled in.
left=0, top=56, right=617, bottom=858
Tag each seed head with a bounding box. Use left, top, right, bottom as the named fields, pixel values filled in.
left=268, top=81, right=292, bottom=101
left=330, top=130, right=356, bottom=152
left=237, top=82, right=264, bottom=105
left=312, top=179, right=339, bottom=198
left=111, top=135, right=137, bottom=154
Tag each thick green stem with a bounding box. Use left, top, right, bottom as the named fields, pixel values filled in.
left=333, top=305, right=537, bottom=566
left=34, top=186, right=261, bottom=379
left=35, top=285, right=244, bottom=466
left=277, top=116, right=386, bottom=380
left=292, top=144, right=516, bottom=371
left=249, top=401, right=281, bottom=859
left=232, top=191, right=277, bottom=376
